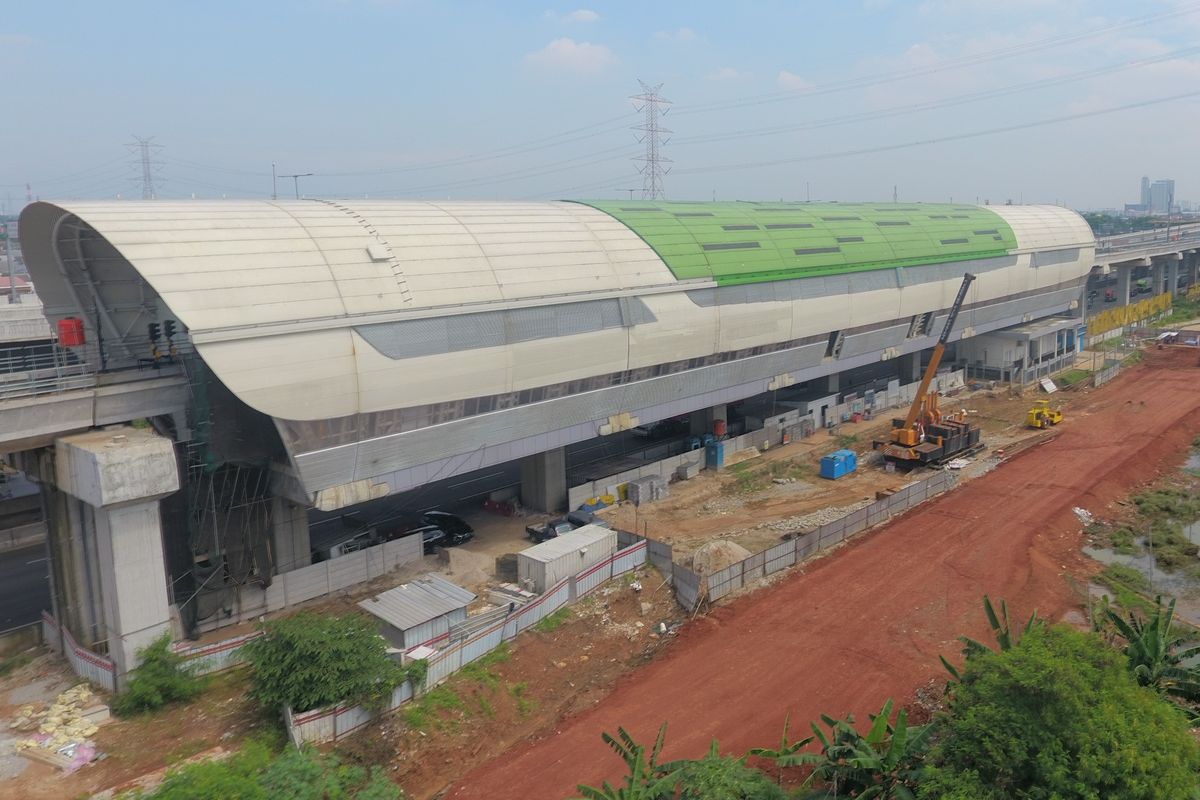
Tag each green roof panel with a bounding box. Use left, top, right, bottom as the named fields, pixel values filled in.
left=575, top=201, right=1017, bottom=286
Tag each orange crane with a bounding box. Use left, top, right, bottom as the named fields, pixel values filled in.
left=874, top=272, right=982, bottom=468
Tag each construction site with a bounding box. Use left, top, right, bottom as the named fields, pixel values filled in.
left=1, top=196, right=1199, bottom=797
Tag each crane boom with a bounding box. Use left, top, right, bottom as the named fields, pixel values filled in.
left=899, top=273, right=976, bottom=432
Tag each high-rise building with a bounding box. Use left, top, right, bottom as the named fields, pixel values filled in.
left=1149, top=179, right=1175, bottom=215
left=1140, top=176, right=1151, bottom=206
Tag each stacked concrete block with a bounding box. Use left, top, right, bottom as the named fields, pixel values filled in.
left=628, top=475, right=669, bottom=505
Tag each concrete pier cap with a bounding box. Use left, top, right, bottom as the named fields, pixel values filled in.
left=55, top=427, right=179, bottom=508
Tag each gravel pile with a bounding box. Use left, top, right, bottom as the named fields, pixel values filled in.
left=757, top=499, right=874, bottom=533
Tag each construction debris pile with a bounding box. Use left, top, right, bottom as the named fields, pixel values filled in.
left=10, top=684, right=107, bottom=773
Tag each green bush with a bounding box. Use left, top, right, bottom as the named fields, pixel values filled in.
left=135, top=739, right=402, bottom=800
left=113, top=634, right=205, bottom=717
left=243, top=612, right=402, bottom=714
left=920, top=625, right=1200, bottom=799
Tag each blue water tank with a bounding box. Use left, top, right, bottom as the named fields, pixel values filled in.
left=819, top=449, right=858, bottom=480
left=705, top=441, right=726, bottom=470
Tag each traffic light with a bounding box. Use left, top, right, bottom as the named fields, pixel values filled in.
left=163, top=319, right=177, bottom=340
left=148, top=322, right=161, bottom=342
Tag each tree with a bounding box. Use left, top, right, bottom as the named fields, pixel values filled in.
left=242, top=611, right=403, bottom=714
left=1105, top=594, right=1200, bottom=718
left=919, top=625, right=1200, bottom=800
left=112, top=633, right=206, bottom=717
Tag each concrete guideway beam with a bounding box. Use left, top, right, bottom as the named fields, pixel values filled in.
left=54, top=426, right=179, bottom=687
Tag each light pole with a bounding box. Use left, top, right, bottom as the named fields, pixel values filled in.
left=279, top=172, right=312, bottom=200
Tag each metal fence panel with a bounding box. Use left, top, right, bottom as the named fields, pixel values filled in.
left=459, top=623, right=505, bottom=667
left=795, top=531, right=820, bottom=560
left=648, top=539, right=674, bottom=574
left=616, top=530, right=640, bottom=548
left=288, top=704, right=339, bottom=745
left=328, top=552, right=367, bottom=593
left=574, top=556, right=613, bottom=598
left=673, top=565, right=702, bottom=611
left=424, top=646, right=463, bottom=688
left=42, top=611, right=116, bottom=692
left=174, top=631, right=263, bottom=675
left=612, top=541, right=648, bottom=578
left=764, top=541, right=795, bottom=574
left=334, top=703, right=375, bottom=740
left=743, top=551, right=766, bottom=582
left=707, top=564, right=741, bottom=601
left=506, top=578, right=571, bottom=637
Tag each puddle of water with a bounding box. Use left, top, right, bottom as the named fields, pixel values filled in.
left=1185, top=452, right=1200, bottom=474
left=1085, top=543, right=1200, bottom=627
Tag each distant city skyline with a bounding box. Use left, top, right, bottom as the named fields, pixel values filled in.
left=2, top=1, right=1200, bottom=211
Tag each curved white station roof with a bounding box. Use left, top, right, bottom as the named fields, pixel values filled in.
left=20, top=200, right=1093, bottom=425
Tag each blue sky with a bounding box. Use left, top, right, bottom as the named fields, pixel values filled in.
left=2, top=0, right=1199, bottom=210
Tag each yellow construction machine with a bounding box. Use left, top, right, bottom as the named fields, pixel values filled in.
left=1026, top=399, right=1063, bottom=429
left=873, top=272, right=983, bottom=468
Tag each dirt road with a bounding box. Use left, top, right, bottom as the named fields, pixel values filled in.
left=447, top=349, right=1200, bottom=800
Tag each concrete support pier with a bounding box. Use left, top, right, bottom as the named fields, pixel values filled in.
left=52, top=427, right=179, bottom=687
left=520, top=447, right=567, bottom=513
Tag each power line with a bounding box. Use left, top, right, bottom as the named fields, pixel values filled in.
left=671, top=89, right=1200, bottom=177
left=673, top=1, right=1200, bottom=117
left=672, top=45, right=1200, bottom=148
left=632, top=80, right=672, bottom=200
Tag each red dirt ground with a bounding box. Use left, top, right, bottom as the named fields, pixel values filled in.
left=448, top=348, right=1200, bottom=800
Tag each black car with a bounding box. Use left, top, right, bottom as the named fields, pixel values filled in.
left=378, top=510, right=474, bottom=552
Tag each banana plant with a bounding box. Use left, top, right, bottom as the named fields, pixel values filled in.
left=1106, top=595, right=1200, bottom=719
left=941, top=595, right=1041, bottom=681
left=748, top=714, right=815, bottom=784
left=799, top=699, right=932, bottom=799
left=575, top=724, right=678, bottom=800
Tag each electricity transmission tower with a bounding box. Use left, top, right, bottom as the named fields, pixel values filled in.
left=631, top=80, right=672, bottom=200
left=127, top=136, right=163, bottom=199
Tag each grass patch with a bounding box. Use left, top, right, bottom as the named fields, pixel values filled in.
left=1056, top=368, right=1092, bottom=387
left=1133, top=489, right=1200, bottom=522
left=533, top=607, right=573, bottom=633
left=1157, top=299, right=1200, bottom=325
left=458, top=643, right=510, bottom=689
left=478, top=695, right=494, bottom=718
left=834, top=433, right=860, bottom=449
left=403, top=684, right=465, bottom=730
left=1100, top=563, right=1151, bottom=593
left=0, top=652, right=32, bottom=678
left=508, top=682, right=535, bottom=717
left=1121, top=350, right=1143, bottom=367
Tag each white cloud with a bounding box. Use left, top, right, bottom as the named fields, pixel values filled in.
left=654, top=27, right=698, bottom=42
left=545, top=8, right=600, bottom=23
left=777, top=70, right=813, bottom=91
left=524, top=38, right=617, bottom=74
left=566, top=9, right=599, bottom=23
left=708, top=67, right=750, bottom=81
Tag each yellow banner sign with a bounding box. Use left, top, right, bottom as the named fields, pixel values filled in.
left=1087, top=292, right=1172, bottom=337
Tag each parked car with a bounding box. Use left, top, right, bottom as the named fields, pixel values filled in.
left=378, top=510, right=474, bottom=552
left=525, top=510, right=608, bottom=543
left=630, top=416, right=689, bottom=440
left=310, top=513, right=379, bottom=563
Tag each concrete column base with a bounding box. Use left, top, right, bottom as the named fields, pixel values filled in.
left=519, top=447, right=567, bottom=513
left=271, top=496, right=311, bottom=574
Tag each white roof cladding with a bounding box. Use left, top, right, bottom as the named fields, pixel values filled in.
left=18, top=199, right=678, bottom=419
left=20, top=199, right=676, bottom=327
left=983, top=204, right=1094, bottom=253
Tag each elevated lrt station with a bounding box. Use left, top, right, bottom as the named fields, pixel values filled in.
left=5, top=197, right=1099, bottom=685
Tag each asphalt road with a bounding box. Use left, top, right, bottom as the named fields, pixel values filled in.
left=0, top=543, right=51, bottom=631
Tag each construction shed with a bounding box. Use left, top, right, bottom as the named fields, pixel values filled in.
left=517, top=524, right=618, bottom=594
left=358, top=574, right=476, bottom=651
